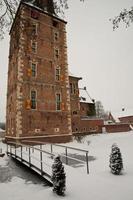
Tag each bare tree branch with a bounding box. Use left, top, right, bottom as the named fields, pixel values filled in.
left=0, top=0, right=19, bottom=39
left=0, top=0, right=85, bottom=39
left=110, top=7, right=133, bottom=30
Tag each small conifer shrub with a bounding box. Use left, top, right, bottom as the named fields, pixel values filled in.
left=109, top=143, right=123, bottom=175
left=52, top=155, right=66, bottom=196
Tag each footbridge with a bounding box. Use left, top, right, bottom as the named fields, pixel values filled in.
left=6, top=142, right=89, bottom=184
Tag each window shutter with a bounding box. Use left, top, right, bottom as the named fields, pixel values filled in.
left=27, top=68, right=32, bottom=76
left=25, top=99, right=31, bottom=109
left=61, top=103, right=65, bottom=111
left=61, top=75, right=64, bottom=81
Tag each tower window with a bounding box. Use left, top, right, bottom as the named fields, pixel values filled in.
left=31, top=10, right=39, bottom=19
left=53, top=20, right=58, bottom=27
left=32, top=24, right=37, bottom=35
left=70, top=83, right=77, bottom=94
left=73, top=83, right=76, bottom=94
left=70, top=83, right=73, bottom=94
left=73, top=111, right=78, bottom=115
left=54, top=32, right=59, bottom=41
left=31, top=41, right=37, bottom=53
left=56, top=67, right=60, bottom=81
left=55, top=48, right=59, bottom=59
left=31, top=90, right=37, bottom=109
left=31, top=62, right=37, bottom=77
left=56, top=93, right=61, bottom=111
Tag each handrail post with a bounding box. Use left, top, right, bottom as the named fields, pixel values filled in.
left=86, top=151, right=89, bottom=174
left=51, top=144, right=53, bottom=154
left=40, top=145, right=43, bottom=175
left=21, top=146, right=23, bottom=161
left=65, top=147, right=68, bottom=165
left=29, top=147, right=31, bottom=167
left=10, top=145, right=12, bottom=154
left=15, top=144, right=16, bottom=158
left=7, top=144, right=8, bottom=154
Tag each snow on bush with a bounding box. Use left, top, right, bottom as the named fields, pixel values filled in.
left=51, top=155, right=66, bottom=196
left=109, top=143, right=123, bottom=175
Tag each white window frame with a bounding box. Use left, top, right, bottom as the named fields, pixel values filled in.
left=54, top=48, right=59, bottom=59
left=31, top=40, right=37, bottom=53
left=32, top=23, right=38, bottom=35
left=55, top=66, right=60, bottom=81
left=31, top=62, right=37, bottom=77
left=56, top=93, right=61, bottom=111
left=54, top=31, right=59, bottom=42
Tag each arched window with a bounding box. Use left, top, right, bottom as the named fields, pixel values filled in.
left=55, top=66, right=60, bottom=81
left=31, top=90, right=37, bottom=109
left=56, top=93, right=61, bottom=111
left=31, top=62, right=37, bottom=77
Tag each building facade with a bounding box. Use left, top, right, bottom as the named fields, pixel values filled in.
left=6, top=0, right=72, bottom=143
left=6, top=0, right=103, bottom=143
left=69, top=76, right=103, bottom=134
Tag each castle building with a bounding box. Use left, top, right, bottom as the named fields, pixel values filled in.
left=6, top=0, right=72, bottom=143
left=6, top=0, right=103, bottom=143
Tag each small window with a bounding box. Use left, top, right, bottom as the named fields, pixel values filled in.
left=55, top=49, right=59, bottom=59
left=56, top=67, right=60, bottom=81
left=73, top=111, right=78, bottom=115
left=32, top=24, right=37, bottom=35
left=31, top=62, right=37, bottom=77
left=31, top=10, right=39, bottom=19
left=31, top=41, right=37, bottom=53
left=73, top=83, right=76, bottom=94
left=70, top=83, right=73, bottom=94
left=54, top=32, right=59, bottom=41
left=53, top=20, right=58, bottom=27
left=56, top=93, right=61, bottom=111
left=31, top=90, right=37, bottom=109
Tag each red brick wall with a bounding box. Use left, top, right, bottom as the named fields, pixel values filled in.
left=72, top=118, right=104, bottom=134
left=80, top=102, right=95, bottom=117
left=104, top=124, right=131, bottom=133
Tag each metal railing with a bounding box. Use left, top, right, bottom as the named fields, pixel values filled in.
left=7, top=141, right=89, bottom=174
left=23, top=141, right=89, bottom=174
left=6, top=142, right=54, bottom=182
left=50, top=144, right=89, bottom=174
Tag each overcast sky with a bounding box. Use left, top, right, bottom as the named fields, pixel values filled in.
left=0, top=0, right=133, bottom=122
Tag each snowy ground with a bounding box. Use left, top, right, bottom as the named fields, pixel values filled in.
left=0, top=131, right=133, bottom=200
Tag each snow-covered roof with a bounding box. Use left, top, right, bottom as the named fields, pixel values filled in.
left=79, top=89, right=93, bottom=104
left=111, top=108, right=133, bottom=122
left=68, top=71, right=82, bottom=80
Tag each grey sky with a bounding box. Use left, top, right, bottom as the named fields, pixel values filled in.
left=0, top=0, right=133, bottom=122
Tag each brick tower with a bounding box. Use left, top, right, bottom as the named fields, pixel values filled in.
left=6, top=0, right=72, bottom=143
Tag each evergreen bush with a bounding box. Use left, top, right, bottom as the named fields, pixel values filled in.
left=52, top=155, right=66, bottom=196
left=109, top=143, right=123, bottom=175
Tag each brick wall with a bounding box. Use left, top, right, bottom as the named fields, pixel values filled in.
left=80, top=102, right=95, bottom=117
left=104, top=124, right=131, bottom=133
left=72, top=118, right=104, bottom=134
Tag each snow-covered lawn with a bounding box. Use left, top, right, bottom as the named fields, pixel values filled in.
left=0, top=131, right=133, bottom=200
